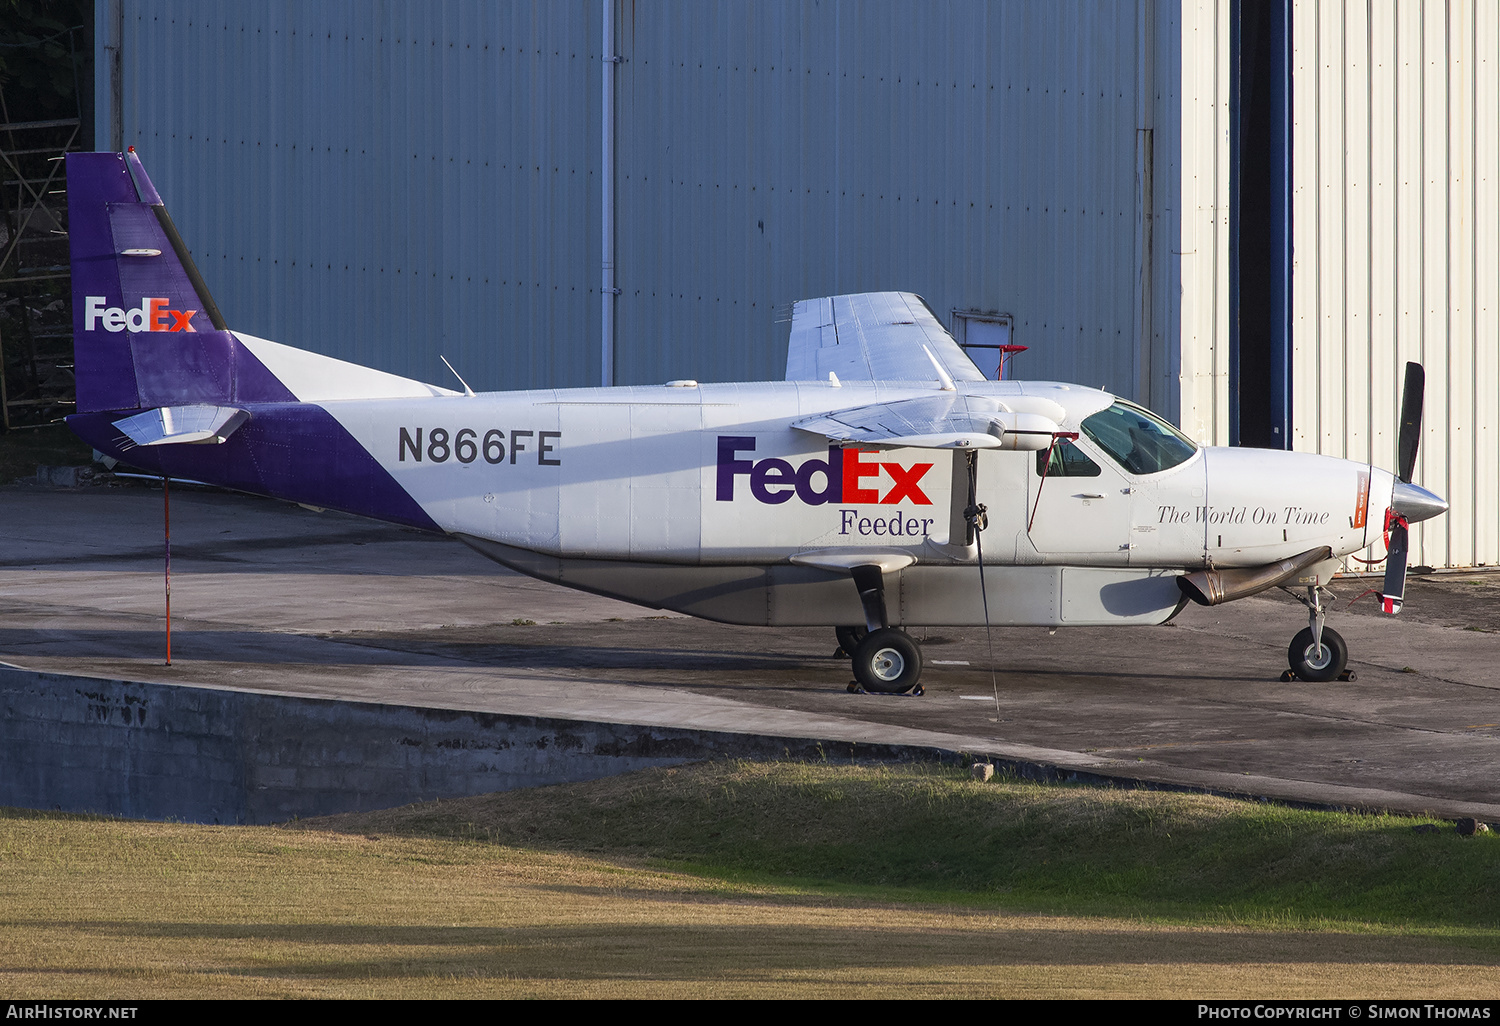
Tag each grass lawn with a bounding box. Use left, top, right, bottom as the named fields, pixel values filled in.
left=2, top=762, right=1495, bottom=998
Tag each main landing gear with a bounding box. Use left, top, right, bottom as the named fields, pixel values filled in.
left=838, top=565, right=925, bottom=694
left=1284, top=584, right=1351, bottom=682
left=845, top=627, right=924, bottom=693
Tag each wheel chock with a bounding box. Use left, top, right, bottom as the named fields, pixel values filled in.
left=847, top=681, right=925, bottom=696
left=1281, top=668, right=1357, bottom=683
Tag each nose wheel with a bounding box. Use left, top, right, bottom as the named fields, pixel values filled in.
left=1288, top=626, right=1348, bottom=682
left=1285, top=584, right=1350, bottom=682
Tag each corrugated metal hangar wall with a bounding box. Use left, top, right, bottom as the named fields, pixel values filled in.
left=97, top=1, right=1497, bottom=569
left=1173, top=0, right=1500, bottom=571
left=102, top=1, right=605, bottom=391
left=1287, top=0, right=1499, bottom=570
left=609, top=1, right=1179, bottom=401
left=98, top=0, right=1183, bottom=409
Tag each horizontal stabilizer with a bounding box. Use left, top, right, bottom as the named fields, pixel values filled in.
left=113, top=404, right=249, bottom=446
left=792, top=394, right=1060, bottom=451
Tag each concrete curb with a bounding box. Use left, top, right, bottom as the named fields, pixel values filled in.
left=6, top=665, right=1497, bottom=828
left=0, top=666, right=969, bottom=824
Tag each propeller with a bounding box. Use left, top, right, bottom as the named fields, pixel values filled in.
left=1380, top=363, right=1426, bottom=614
left=1396, top=363, right=1424, bottom=484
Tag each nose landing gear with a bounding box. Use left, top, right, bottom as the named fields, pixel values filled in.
left=1288, top=625, right=1349, bottom=682
left=1286, top=584, right=1351, bottom=682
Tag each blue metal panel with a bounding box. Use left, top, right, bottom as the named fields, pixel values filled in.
left=613, top=0, right=1153, bottom=392
left=109, top=0, right=600, bottom=391
left=106, top=1, right=1163, bottom=402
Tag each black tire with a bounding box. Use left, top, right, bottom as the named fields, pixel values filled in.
left=1288, top=627, right=1348, bottom=682
left=835, top=625, right=867, bottom=653
left=852, top=628, right=923, bottom=694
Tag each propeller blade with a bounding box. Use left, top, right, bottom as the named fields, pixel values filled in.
left=1381, top=519, right=1409, bottom=614
left=1397, top=362, right=1424, bottom=483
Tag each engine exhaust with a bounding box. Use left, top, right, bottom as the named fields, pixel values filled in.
left=1177, top=546, right=1334, bottom=607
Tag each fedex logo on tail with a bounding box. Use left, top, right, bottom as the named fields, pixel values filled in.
left=84, top=296, right=197, bottom=333
left=716, top=436, right=933, bottom=506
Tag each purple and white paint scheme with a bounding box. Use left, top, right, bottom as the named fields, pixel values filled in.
left=65, top=151, right=1448, bottom=692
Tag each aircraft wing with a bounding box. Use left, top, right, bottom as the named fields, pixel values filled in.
left=792, top=394, right=1060, bottom=451
left=785, top=292, right=988, bottom=384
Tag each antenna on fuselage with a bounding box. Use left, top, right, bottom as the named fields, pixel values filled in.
left=440, top=355, right=476, bottom=397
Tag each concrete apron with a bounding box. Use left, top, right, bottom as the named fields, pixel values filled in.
left=4, top=486, right=1500, bottom=825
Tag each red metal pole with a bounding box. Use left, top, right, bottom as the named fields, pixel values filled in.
left=164, top=475, right=171, bottom=666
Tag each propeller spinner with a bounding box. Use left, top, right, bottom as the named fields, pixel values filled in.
left=1380, top=363, right=1448, bottom=613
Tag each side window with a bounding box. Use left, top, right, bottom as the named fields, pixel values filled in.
left=1036, top=440, right=1101, bottom=477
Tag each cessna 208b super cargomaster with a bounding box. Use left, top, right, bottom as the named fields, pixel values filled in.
left=64, top=150, right=1449, bottom=693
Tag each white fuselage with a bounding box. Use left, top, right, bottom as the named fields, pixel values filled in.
left=307, top=377, right=1390, bottom=629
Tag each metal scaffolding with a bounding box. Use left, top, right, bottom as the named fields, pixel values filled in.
left=0, top=85, right=83, bottom=431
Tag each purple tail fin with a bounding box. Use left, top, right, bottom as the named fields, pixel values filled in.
left=67, top=150, right=293, bottom=412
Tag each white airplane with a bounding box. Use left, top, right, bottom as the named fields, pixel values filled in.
left=65, top=150, right=1449, bottom=693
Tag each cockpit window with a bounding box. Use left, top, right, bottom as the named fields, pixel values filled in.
left=1079, top=401, right=1198, bottom=475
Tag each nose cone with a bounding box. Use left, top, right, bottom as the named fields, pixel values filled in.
left=1391, top=480, right=1449, bottom=524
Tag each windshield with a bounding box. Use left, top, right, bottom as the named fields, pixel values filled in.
left=1079, top=401, right=1198, bottom=475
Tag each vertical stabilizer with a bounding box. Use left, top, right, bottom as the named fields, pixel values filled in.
left=66, top=150, right=294, bottom=412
